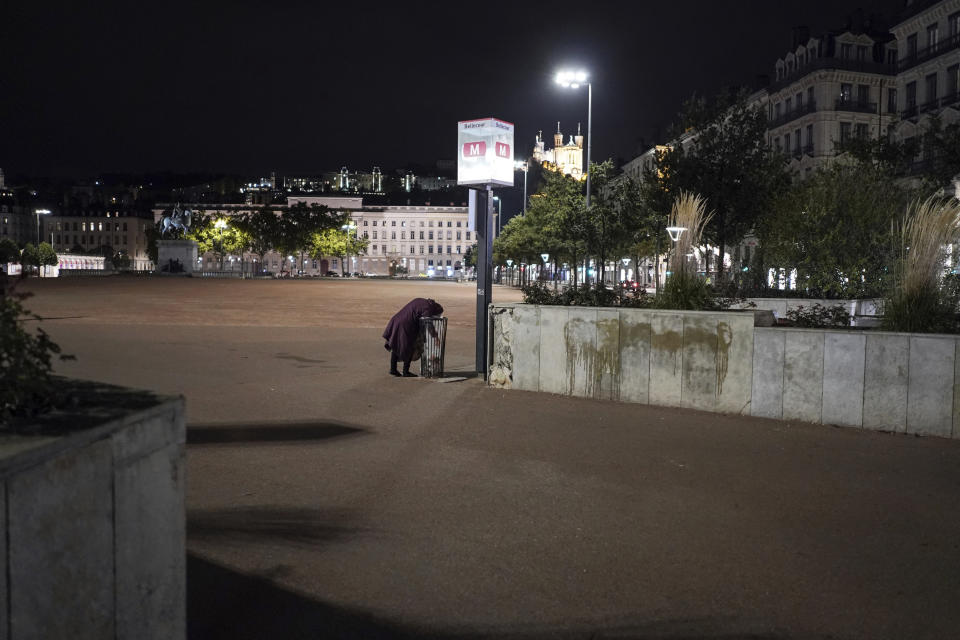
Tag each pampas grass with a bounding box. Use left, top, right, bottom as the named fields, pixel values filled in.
left=884, top=195, right=960, bottom=333
left=667, top=192, right=714, bottom=276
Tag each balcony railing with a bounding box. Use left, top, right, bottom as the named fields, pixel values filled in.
left=768, top=100, right=817, bottom=129
left=835, top=98, right=878, bottom=114
left=901, top=92, right=960, bottom=119
left=771, top=56, right=895, bottom=92
left=897, top=32, right=960, bottom=72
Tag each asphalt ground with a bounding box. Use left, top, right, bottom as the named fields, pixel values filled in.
left=21, top=276, right=960, bottom=640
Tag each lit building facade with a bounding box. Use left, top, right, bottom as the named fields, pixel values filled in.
left=890, top=0, right=960, bottom=192
left=766, top=25, right=897, bottom=177
left=46, top=208, right=155, bottom=270
left=532, top=123, right=585, bottom=179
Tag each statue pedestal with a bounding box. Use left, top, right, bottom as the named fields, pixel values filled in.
left=156, top=239, right=198, bottom=275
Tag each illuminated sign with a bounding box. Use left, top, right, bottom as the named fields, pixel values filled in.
left=457, top=118, right=514, bottom=187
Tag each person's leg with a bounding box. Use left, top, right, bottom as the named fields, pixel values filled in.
left=402, top=357, right=417, bottom=377
left=389, top=352, right=401, bottom=376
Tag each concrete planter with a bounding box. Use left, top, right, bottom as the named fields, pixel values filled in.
left=0, top=381, right=186, bottom=639
left=490, top=303, right=960, bottom=439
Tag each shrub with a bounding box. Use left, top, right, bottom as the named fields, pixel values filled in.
left=785, top=303, right=851, bottom=328
left=883, top=196, right=960, bottom=333
left=1, top=279, right=74, bottom=425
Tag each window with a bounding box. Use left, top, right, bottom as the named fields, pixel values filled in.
left=410, top=246, right=415, bottom=255
left=774, top=102, right=781, bottom=118
left=951, top=13, right=960, bottom=38
left=840, top=83, right=852, bottom=103
left=428, top=231, right=434, bottom=240
left=927, top=23, right=939, bottom=50
left=907, top=33, right=918, bottom=59
left=446, top=221, right=452, bottom=227
left=446, top=246, right=452, bottom=254
left=855, top=123, right=868, bottom=139
left=841, top=43, right=852, bottom=59
left=419, top=245, right=424, bottom=254
left=373, top=230, right=378, bottom=239
left=82, top=222, right=87, bottom=231
left=401, top=231, right=406, bottom=239
left=774, top=137, right=782, bottom=152
left=906, top=81, right=917, bottom=108
left=401, top=221, right=406, bottom=227
left=456, top=231, right=461, bottom=240
left=428, top=245, right=434, bottom=254
left=419, top=221, right=424, bottom=227
left=947, top=65, right=959, bottom=98
left=857, top=84, right=869, bottom=105
left=794, top=129, right=801, bottom=152
left=926, top=73, right=938, bottom=102
left=785, top=97, right=793, bottom=112
left=428, top=221, right=433, bottom=227
left=888, top=88, right=898, bottom=113
left=372, top=221, right=377, bottom=226
left=419, top=231, right=424, bottom=240
left=784, top=133, right=791, bottom=154
left=465, top=232, right=471, bottom=240
left=806, top=124, right=814, bottom=151
left=887, top=49, right=897, bottom=65
left=391, top=220, right=396, bottom=226
left=456, top=221, right=462, bottom=227
left=446, top=260, right=451, bottom=267
left=795, top=92, right=803, bottom=107
left=391, top=231, right=396, bottom=239
left=363, top=220, right=368, bottom=226
left=457, top=246, right=462, bottom=254
left=446, top=231, right=452, bottom=240
left=122, top=222, right=127, bottom=231
left=363, top=231, right=369, bottom=239
left=839, top=122, right=851, bottom=143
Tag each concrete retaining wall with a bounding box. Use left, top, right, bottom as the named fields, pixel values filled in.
left=490, top=304, right=756, bottom=414
left=1, top=388, right=186, bottom=639
left=490, top=304, right=960, bottom=439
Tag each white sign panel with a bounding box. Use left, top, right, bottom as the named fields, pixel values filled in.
left=457, top=118, right=514, bottom=187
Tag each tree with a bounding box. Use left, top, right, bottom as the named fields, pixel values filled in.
left=278, top=203, right=347, bottom=273
left=188, top=215, right=250, bottom=269
left=19, top=244, right=38, bottom=278
left=758, top=162, right=914, bottom=298
left=37, top=243, right=58, bottom=276
left=582, top=160, right=646, bottom=285
left=234, top=207, right=280, bottom=274
left=310, top=228, right=368, bottom=275
left=111, top=251, right=132, bottom=270
left=0, top=238, right=19, bottom=273
left=656, top=90, right=790, bottom=280
left=519, top=169, right=587, bottom=288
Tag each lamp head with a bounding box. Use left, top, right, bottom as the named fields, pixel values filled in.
left=555, top=70, right=588, bottom=89
left=665, top=226, right=687, bottom=242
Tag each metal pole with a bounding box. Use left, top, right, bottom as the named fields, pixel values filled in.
left=522, top=165, right=528, bottom=216
left=585, top=82, right=593, bottom=209
left=35, top=211, right=40, bottom=245
left=474, top=187, right=493, bottom=377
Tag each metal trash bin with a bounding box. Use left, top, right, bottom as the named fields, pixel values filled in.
left=419, top=316, right=447, bottom=378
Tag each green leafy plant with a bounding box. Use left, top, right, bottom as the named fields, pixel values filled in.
left=1, top=279, right=75, bottom=425
left=785, top=303, right=851, bottom=328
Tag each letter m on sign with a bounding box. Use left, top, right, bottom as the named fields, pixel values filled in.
left=495, top=142, right=511, bottom=159
left=463, top=141, right=486, bottom=157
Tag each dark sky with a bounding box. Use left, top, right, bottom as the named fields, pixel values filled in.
left=2, top=0, right=906, bottom=179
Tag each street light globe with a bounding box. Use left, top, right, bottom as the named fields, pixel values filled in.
left=541, top=253, right=550, bottom=263
left=214, top=219, right=228, bottom=229
left=506, top=259, right=513, bottom=267
left=665, top=226, right=688, bottom=242
left=621, top=257, right=631, bottom=266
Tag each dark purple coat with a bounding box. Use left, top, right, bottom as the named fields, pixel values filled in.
left=383, top=298, right=444, bottom=361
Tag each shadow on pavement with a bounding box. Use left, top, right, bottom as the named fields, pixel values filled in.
left=188, top=555, right=812, bottom=640
left=187, top=420, right=366, bottom=445
left=188, top=506, right=364, bottom=548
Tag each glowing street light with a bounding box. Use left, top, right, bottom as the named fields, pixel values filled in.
left=665, top=226, right=687, bottom=242
left=34, top=209, right=51, bottom=246
left=555, top=69, right=592, bottom=208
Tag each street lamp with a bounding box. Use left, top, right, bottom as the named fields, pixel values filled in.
left=555, top=69, right=592, bottom=208
left=214, top=218, right=228, bottom=271
left=541, top=252, right=550, bottom=283
left=34, top=209, right=51, bottom=246
left=492, top=196, right=502, bottom=236
left=664, top=226, right=687, bottom=283
left=506, top=258, right=514, bottom=287
left=514, top=160, right=529, bottom=216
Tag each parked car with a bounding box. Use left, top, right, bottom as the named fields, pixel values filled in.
left=325, top=271, right=340, bottom=277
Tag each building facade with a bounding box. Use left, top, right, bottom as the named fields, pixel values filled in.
left=46, top=207, right=155, bottom=270
left=890, top=0, right=960, bottom=189
left=766, top=25, right=897, bottom=177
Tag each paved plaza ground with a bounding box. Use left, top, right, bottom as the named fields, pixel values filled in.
left=22, top=276, right=960, bottom=639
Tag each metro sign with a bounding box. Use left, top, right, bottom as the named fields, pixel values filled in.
left=456, top=117, right=514, bottom=187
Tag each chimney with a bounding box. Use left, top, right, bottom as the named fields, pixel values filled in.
left=792, top=25, right=810, bottom=48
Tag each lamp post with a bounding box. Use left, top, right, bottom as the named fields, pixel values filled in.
left=555, top=70, right=592, bottom=208
left=514, top=160, right=529, bottom=216
left=621, top=256, right=631, bottom=283
left=214, top=218, right=228, bottom=271
left=541, top=252, right=550, bottom=282
left=34, top=209, right=51, bottom=246
left=506, top=259, right=513, bottom=287
left=664, top=225, right=687, bottom=284
left=492, top=196, right=502, bottom=236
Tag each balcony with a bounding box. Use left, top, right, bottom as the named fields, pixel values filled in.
left=902, top=92, right=960, bottom=119
left=771, top=56, right=895, bottom=92
left=897, top=32, right=960, bottom=72
left=768, top=100, right=817, bottom=129
left=835, top=98, right=878, bottom=114
left=802, top=143, right=815, bottom=156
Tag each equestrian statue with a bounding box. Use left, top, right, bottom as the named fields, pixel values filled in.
left=159, top=203, right=193, bottom=237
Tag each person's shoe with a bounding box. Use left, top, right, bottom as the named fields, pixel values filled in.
left=389, top=369, right=401, bottom=376
left=402, top=371, right=418, bottom=377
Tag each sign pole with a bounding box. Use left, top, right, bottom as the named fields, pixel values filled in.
left=475, top=187, right=493, bottom=377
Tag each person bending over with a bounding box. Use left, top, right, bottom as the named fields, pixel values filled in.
left=382, top=297, right=444, bottom=377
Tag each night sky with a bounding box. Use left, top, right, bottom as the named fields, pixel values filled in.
left=2, top=0, right=906, bottom=179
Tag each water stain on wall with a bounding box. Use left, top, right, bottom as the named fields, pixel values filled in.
left=563, top=316, right=621, bottom=399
